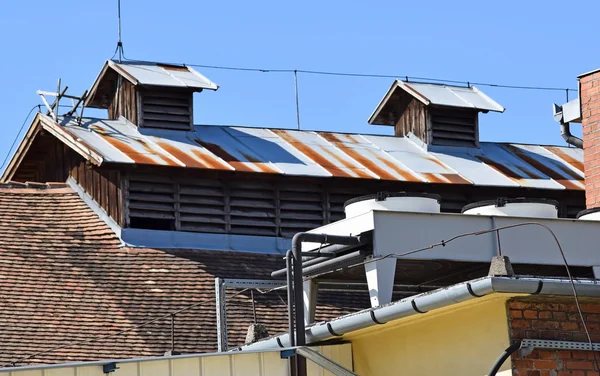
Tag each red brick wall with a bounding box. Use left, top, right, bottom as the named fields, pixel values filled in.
left=580, top=69, right=600, bottom=209
left=508, top=297, right=600, bottom=375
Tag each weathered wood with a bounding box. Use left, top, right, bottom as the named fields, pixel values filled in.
left=121, top=172, right=129, bottom=228
left=395, top=99, right=427, bottom=140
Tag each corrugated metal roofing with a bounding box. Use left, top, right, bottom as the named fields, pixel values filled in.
left=109, top=60, right=218, bottom=90
left=404, top=82, right=505, bottom=112
left=42, top=114, right=584, bottom=191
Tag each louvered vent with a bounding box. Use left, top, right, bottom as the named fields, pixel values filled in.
left=128, top=175, right=175, bottom=230
left=128, top=174, right=428, bottom=237
left=279, top=184, right=325, bottom=238
left=430, top=108, right=478, bottom=148
left=179, top=179, right=227, bottom=233
left=139, top=89, right=193, bottom=131
left=229, top=181, right=277, bottom=236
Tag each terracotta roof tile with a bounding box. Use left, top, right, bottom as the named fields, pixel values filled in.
left=0, top=184, right=367, bottom=366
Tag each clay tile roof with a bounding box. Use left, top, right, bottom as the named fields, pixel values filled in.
left=0, top=184, right=368, bottom=366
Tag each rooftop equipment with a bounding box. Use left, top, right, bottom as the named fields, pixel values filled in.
left=344, top=192, right=441, bottom=218
left=577, top=208, right=600, bottom=221
left=462, top=198, right=559, bottom=219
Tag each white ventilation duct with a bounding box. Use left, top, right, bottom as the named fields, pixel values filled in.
left=344, top=192, right=441, bottom=218
left=462, top=198, right=558, bottom=218
left=577, top=208, right=600, bottom=221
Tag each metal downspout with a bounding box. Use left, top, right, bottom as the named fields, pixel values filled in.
left=560, top=123, right=583, bottom=149
left=289, top=232, right=363, bottom=376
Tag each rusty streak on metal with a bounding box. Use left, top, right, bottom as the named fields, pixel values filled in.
left=272, top=130, right=353, bottom=178
left=156, top=141, right=208, bottom=168
left=189, top=150, right=232, bottom=170
left=158, top=64, right=191, bottom=72
left=475, top=155, right=528, bottom=181
left=100, top=135, right=157, bottom=165
left=375, top=156, right=423, bottom=182
left=439, top=173, right=471, bottom=185
left=320, top=132, right=418, bottom=181
left=320, top=145, right=373, bottom=179
left=193, top=140, right=256, bottom=173
left=504, top=145, right=583, bottom=190
left=138, top=139, right=180, bottom=166
left=545, top=146, right=584, bottom=173
left=239, top=152, right=279, bottom=174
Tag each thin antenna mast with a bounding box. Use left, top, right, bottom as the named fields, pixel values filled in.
left=116, top=0, right=124, bottom=62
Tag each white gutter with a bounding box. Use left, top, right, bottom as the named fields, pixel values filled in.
left=240, top=276, right=600, bottom=351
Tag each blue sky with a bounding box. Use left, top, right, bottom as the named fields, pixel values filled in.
left=0, top=0, right=598, bottom=170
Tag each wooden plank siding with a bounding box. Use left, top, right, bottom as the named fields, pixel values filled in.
left=394, top=99, right=428, bottom=141
left=108, top=78, right=138, bottom=124
left=70, top=159, right=122, bottom=226
left=394, top=100, right=479, bottom=148
left=11, top=131, right=73, bottom=183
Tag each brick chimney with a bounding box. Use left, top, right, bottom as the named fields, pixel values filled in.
left=580, top=68, right=600, bottom=208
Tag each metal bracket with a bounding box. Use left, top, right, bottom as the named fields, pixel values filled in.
left=296, top=347, right=358, bottom=376
left=216, top=278, right=287, bottom=352
left=519, top=339, right=600, bottom=358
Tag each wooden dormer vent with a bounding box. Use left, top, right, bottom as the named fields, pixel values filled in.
left=368, top=80, right=504, bottom=148
left=85, top=60, right=218, bottom=131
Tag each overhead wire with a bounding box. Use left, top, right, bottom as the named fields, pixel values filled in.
left=120, top=56, right=577, bottom=93
left=0, top=105, right=40, bottom=172
left=324, top=222, right=599, bottom=370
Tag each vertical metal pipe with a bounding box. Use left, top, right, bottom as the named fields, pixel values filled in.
left=292, top=235, right=307, bottom=376
left=286, top=250, right=297, bottom=376
left=294, top=70, right=301, bottom=130
left=117, top=0, right=123, bottom=62
left=286, top=250, right=295, bottom=347
left=170, top=314, right=175, bottom=352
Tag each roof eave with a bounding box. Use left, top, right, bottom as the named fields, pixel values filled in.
left=1, top=112, right=43, bottom=182
left=367, top=80, right=431, bottom=126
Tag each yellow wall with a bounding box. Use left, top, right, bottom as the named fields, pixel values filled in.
left=347, top=296, right=511, bottom=376
left=2, top=344, right=353, bottom=376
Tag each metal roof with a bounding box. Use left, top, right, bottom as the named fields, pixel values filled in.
left=22, top=114, right=584, bottom=190
left=85, top=60, right=218, bottom=108
left=106, top=60, right=218, bottom=90
left=369, top=80, right=504, bottom=125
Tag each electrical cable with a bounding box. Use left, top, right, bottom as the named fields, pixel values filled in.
left=3, top=289, right=251, bottom=367
left=120, top=56, right=577, bottom=93
left=337, top=221, right=599, bottom=370
left=0, top=105, right=40, bottom=172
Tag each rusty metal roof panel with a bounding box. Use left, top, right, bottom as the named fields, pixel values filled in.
left=502, top=144, right=584, bottom=190
left=429, top=148, right=519, bottom=187
left=271, top=129, right=380, bottom=179
left=54, top=118, right=134, bottom=164
left=317, top=132, right=423, bottom=182
left=476, top=143, right=566, bottom=190
left=190, top=125, right=282, bottom=174
left=44, top=116, right=584, bottom=191
left=86, top=117, right=184, bottom=167
left=222, top=127, right=331, bottom=177
left=543, top=146, right=584, bottom=175
left=361, top=135, right=472, bottom=184
left=109, top=60, right=218, bottom=90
